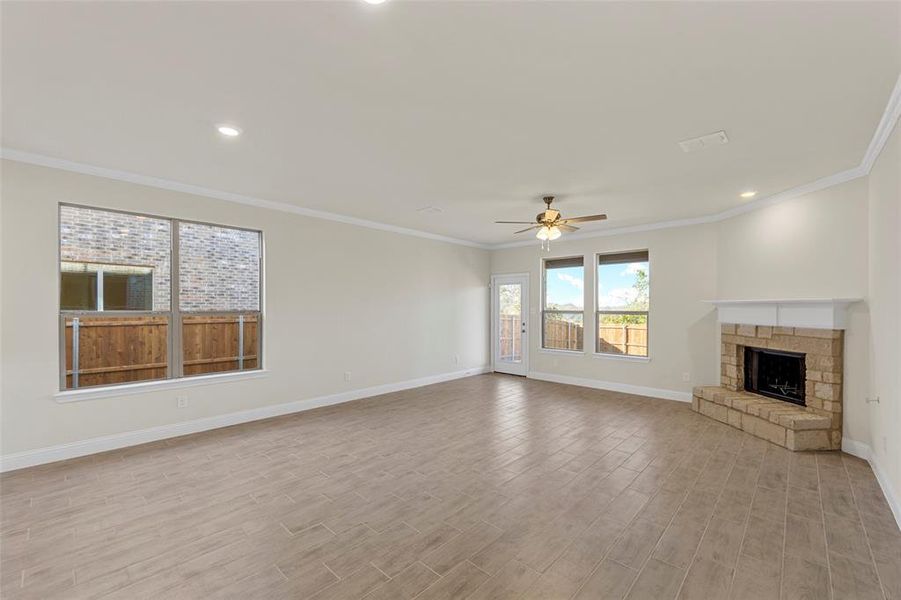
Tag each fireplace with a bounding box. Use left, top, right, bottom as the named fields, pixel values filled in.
left=744, top=347, right=806, bottom=406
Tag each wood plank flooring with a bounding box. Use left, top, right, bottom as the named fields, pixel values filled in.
left=2, top=374, right=899, bottom=599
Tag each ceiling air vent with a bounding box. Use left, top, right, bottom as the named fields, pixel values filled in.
left=678, top=130, right=729, bottom=153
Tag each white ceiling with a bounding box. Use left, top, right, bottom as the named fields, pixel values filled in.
left=2, top=1, right=899, bottom=245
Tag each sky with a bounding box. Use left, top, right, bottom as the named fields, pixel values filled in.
left=546, top=261, right=648, bottom=309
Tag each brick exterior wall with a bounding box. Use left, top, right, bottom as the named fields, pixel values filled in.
left=178, top=222, right=260, bottom=311
left=60, top=206, right=260, bottom=312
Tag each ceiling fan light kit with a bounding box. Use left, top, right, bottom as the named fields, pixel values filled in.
left=495, top=195, right=606, bottom=250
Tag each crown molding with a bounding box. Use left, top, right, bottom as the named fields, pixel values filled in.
left=3, top=75, right=898, bottom=251
left=861, top=73, right=901, bottom=174
left=0, top=148, right=491, bottom=250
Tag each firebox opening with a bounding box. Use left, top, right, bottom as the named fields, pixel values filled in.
left=744, top=347, right=806, bottom=406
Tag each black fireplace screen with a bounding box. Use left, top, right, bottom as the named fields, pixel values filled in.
left=744, top=347, right=806, bottom=406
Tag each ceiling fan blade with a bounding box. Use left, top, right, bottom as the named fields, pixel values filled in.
left=560, top=214, right=607, bottom=224
left=558, top=224, right=579, bottom=232
left=514, top=225, right=542, bottom=234
left=495, top=220, right=537, bottom=224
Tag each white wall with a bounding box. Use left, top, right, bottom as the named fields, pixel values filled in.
left=867, top=121, right=901, bottom=509
left=0, top=160, right=490, bottom=458
left=716, top=177, right=871, bottom=446
left=490, top=224, right=720, bottom=398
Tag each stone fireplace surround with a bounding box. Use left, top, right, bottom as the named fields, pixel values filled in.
left=692, top=323, right=843, bottom=451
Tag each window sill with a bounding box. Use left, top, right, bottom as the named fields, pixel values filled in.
left=539, top=348, right=585, bottom=356
left=54, top=369, right=269, bottom=403
left=593, top=353, right=651, bottom=362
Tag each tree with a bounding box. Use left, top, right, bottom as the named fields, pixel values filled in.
left=602, top=266, right=648, bottom=325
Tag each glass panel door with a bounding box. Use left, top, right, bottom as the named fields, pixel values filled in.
left=492, top=274, right=529, bottom=376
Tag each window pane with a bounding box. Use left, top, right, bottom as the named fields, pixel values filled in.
left=498, top=283, right=522, bottom=362
left=544, top=312, right=583, bottom=351
left=545, top=261, right=584, bottom=310
left=60, top=206, right=171, bottom=311
left=182, top=314, right=259, bottom=376
left=179, top=222, right=261, bottom=311
left=102, top=266, right=153, bottom=310
left=597, top=261, right=649, bottom=311
left=60, top=268, right=97, bottom=310
left=598, top=313, right=648, bottom=356
left=64, top=315, right=168, bottom=389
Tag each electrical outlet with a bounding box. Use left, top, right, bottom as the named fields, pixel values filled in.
left=454, top=354, right=460, bottom=365
left=176, top=396, right=188, bottom=409
left=344, top=371, right=352, bottom=382
left=682, top=372, right=691, bottom=382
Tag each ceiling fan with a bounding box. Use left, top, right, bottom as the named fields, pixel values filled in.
left=496, top=196, right=607, bottom=246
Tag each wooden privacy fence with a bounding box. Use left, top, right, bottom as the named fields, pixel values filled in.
left=544, top=317, right=584, bottom=351
left=598, top=323, right=648, bottom=356
left=540, top=318, right=647, bottom=355
left=499, top=315, right=522, bottom=361
left=64, top=314, right=258, bottom=389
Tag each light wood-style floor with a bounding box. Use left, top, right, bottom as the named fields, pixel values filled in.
left=2, top=374, right=899, bottom=599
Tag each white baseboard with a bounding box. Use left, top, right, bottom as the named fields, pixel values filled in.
left=0, top=366, right=491, bottom=473
left=527, top=371, right=692, bottom=403
left=842, top=437, right=901, bottom=531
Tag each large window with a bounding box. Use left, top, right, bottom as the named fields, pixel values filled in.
left=543, top=256, right=584, bottom=351
left=59, top=205, right=262, bottom=390
left=596, top=250, right=649, bottom=357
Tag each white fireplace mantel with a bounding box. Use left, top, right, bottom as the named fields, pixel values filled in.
left=706, top=298, right=861, bottom=330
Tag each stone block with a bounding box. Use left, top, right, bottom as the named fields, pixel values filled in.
left=744, top=415, right=786, bottom=446
left=786, top=430, right=832, bottom=451
left=794, top=328, right=842, bottom=340
left=736, top=324, right=757, bottom=337
left=700, top=399, right=728, bottom=423
left=814, top=382, right=838, bottom=402
left=692, top=396, right=700, bottom=412
left=830, top=430, right=843, bottom=449
left=756, top=326, right=773, bottom=339
left=774, top=327, right=794, bottom=335
left=730, top=396, right=752, bottom=412
left=807, top=355, right=839, bottom=373
left=777, top=413, right=831, bottom=431
left=721, top=324, right=736, bottom=335
left=822, top=371, right=842, bottom=384
left=727, top=409, right=742, bottom=428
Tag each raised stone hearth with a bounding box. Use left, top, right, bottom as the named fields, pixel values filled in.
left=691, top=323, right=844, bottom=451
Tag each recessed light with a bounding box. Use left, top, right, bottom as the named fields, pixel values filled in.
left=217, top=125, right=242, bottom=137
left=364, top=0, right=387, bottom=4
left=740, top=190, right=757, bottom=199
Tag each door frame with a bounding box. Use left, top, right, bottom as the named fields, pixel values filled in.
left=490, top=272, right=530, bottom=376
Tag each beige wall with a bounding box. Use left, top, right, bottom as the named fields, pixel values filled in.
left=0, top=160, right=490, bottom=456
left=716, top=178, right=871, bottom=446
left=490, top=224, right=720, bottom=397
left=867, top=121, right=901, bottom=505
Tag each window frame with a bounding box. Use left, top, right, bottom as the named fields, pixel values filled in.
left=541, top=255, right=586, bottom=353
left=594, top=250, right=650, bottom=359
left=58, top=203, right=264, bottom=392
